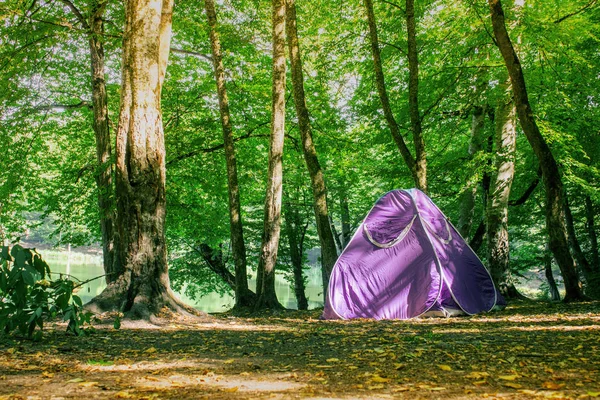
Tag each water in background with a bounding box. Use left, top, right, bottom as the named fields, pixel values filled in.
left=45, top=250, right=325, bottom=313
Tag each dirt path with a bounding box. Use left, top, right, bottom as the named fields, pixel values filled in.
left=1, top=301, right=599, bottom=399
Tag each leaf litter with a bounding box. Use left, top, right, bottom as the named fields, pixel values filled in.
left=0, top=300, right=598, bottom=399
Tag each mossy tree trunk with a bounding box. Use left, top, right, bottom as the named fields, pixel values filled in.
left=487, top=83, right=521, bottom=299
left=255, top=0, right=286, bottom=310
left=88, top=0, right=117, bottom=284
left=285, top=0, right=338, bottom=294
left=204, top=0, right=254, bottom=308
left=488, top=0, right=584, bottom=301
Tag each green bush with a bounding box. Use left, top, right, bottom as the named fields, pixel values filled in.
left=0, top=244, right=92, bottom=340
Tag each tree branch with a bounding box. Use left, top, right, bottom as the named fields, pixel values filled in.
left=56, top=0, right=90, bottom=30
left=554, top=0, right=598, bottom=24
left=380, top=0, right=405, bottom=13
left=166, top=121, right=270, bottom=166
left=170, top=47, right=212, bottom=62
left=508, top=166, right=542, bottom=206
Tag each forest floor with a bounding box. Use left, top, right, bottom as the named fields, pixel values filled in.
left=0, top=300, right=599, bottom=400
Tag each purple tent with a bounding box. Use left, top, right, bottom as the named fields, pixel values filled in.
left=322, top=189, right=505, bottom=320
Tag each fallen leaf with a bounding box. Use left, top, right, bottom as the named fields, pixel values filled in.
left=542, top=382, right=565, bottom=390
left=465, top=371, right=489, bottom=379
left=67, top=378, right=84, bottom=383
left=371, top=375, right=391, bottom=383
left=326, top=358, right=339, bottom=363
left=438, top=364, right=452, bottom=371
left=368, top=384, right=385, bottom=390
left=498, top=374, right=519, bottom=381
left=144, top=347, right=157, bottom=354
left=588, top=392, right=600, bottom=398
left=223, top=359, right=235, bottom=364
left=224, top=387, right=238, bottom=392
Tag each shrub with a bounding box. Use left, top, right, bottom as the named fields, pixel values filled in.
left=0, top=244, right=92, bottom=340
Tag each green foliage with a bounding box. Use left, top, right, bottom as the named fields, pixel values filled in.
left=0, top=244, right=92, bottom=339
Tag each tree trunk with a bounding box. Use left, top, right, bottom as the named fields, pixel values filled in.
left=544, top=244, right=561, bottom=301
left=564, top=194, right=592, bottom=275
left=284, top=205, right=309, bottom=311
left=285, top=0, right=338, bottom=294
left=458, top=106, right=486, bottom=239
left=487, top=84, right=521, bottom=299
left=469, top=220, right=486, bottom=253
left=88, top=0, right=197, bottom=319
left=585, top=196, right=599, bottom=271
left=88, top=0, right=117, bottom=284
left=405, top=0, right=427, bottom=193
left=329, top=214, right=343, bottom=254
left=565, top=194, right=600, bottom=298
left=340, top=190, right=352, bottom=248
left=204, top=0, right=254, bottom=308
left=363, top=0, right=418, bottom=186
left=255, top=0, right=286, bottom=310
left=488, top=0, right=584, bottom=301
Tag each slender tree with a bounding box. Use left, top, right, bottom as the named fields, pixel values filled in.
left=488, top=0, right=584, bottom=301
left=405, top=0, right=427, bottom=193
left=544, top=244, right=561, bottom=301
left=204, top=0, right=254, bottom=308
left=363, top=0, right=418, bottom=188
left=59, top=0, right=116, bottom=282
left=88, top=0, right=197, bottom=318
left=487, top=82, right=521, bottom=298
left=458, top=105, right=486, bottom=239
left=285, top=0, right=338, bottom=293
left=255, top=0, right=286, bottom=310
left=585, top=196, right=599, bottom=271
left=283, top=202, right=309, bottom=310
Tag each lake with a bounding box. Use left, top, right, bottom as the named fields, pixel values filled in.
left=43, top=250, right=325, bottom=313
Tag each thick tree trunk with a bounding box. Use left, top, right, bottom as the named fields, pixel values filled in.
left=284, top=206, right=309, bottom=311
left=458, top=106, right=486, bottom=239
left=487, top=85, right=521, bottom=299
left=255, top=0, right=286, bottom=310
left=88, top=0, right=117, bottom=284
left=363, top=0, right=418, bottom=186
left=204, top=0, right=254, bottom=308
left=285, top=0, right=338, bottom=294
left=488, top=0, right=584, bottom=301
left=405, top=0, right=427, bottom=193
left=88, top=0, right=197, bottom=319
left=585, top=196, right=599, bottom=271
left=544, top=244, right=561, bottom=301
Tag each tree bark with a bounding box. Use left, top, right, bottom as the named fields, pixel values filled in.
left=284, top=205, right=309, bottom=311
left=88, top=0, right=117, bottom=284
left=458, top=106, right=486, bottom=239
left=340, top=189, right=352, bottom=248
left=405, top=0, right=427, bottom=193
left=487, top=84, right=521, bottom=299
left=585, top=196, right=599, bottom=271
left=488, top=0, right=584, bottom=301
left=88, top=0, right=197, bottom=319
left=544, top=244, right=561, bottom=301
left=363, top=0, right=418, bottom=186
left=204, top=0, right=254, bottom=308
left=285, top=0, right=338, bottom=294
left=255, top=0, right=286, bottom=310
left=565, top=194, right=599, bottom=298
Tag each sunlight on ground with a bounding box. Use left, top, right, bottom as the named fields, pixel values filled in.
left=134, top=373, right=305, bottom=393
